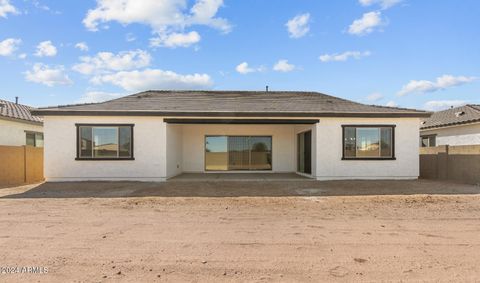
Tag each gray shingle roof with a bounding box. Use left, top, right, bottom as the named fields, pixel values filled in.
left=32, top=90, right=431, bottom=118
left=0, top=99, right=43, bottom=124
left=421, top=104, right=480, bottom=130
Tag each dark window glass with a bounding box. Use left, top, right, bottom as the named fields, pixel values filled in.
left=228, top=136, right=250, bottom=170
left=356, top=128, right=380, bottom=157
left=26, top=132, right=44, bottom=147
left=421, top=137, right=427, bottom=147
left=343, top=126, right=394, bottom=159
left=80, top=127, right=92, bottom=157
left=429, top=136, right=436, bottom=147
left=205, top=136, right=228, bottom=170
left=35, top=133, right=44, bottom=147
left=421, top=136, right=436, bottom=147
left=93, top=127, right=118, bottom=158
left=249, top=136, right=272, bottom=170
left=380, top=128, right=392, bottom=157
left=26, top=133, right=35, bottom=146
left=119, top=126, right=132, bottom=157
left=344, top=127, right=356, bottom=158
left=205, top=136, right=272, bottom=171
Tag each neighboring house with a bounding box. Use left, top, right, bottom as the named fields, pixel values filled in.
left=31, top=90, right=430, bottom=182
left=0, top=98, right=43, bottom=147
left=420, top=104, right=480, bottom=147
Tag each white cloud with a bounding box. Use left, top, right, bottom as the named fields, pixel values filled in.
left=18, top=53, right=27, bottom=59
left=235, top=62, right=265, bottom=74
left=150, top=31, right=201, bottom=48
left=35, top=40, right=57, bottom=57
left=386, top=100, right=398, bottom=107
left=348, top=11, right=383, bottom=36
left=397, top=75, right=477, bottom=96
left=359, top=0, right=402, bottom=9
left=189, top=0, right=231, bottom=32
left=365, top=92, right=384, bottom=102
left=90, top=69, right=213, bottom=91
left=273, top=59, right=295, bottom=72
left=25, top=63, right=73, bottom=87
left=125, top=33, right=136, bottom=42
left=30, top=0, right=60, bottom=14
left=72, top=49, right=152, bottom=75
left=319, top=50, right=371, bottom=62
left=0, top=38, right=21, bottom=56
left=0, top=0, right=18, bottom=18
left=83, top=0, right=230, bottom=48
left=424, top=100, right=467, bottom=111
left=286, top=13, right=310, bottom=38
left=75, top=42, right=89, bottom=51
left=76, top=91, right=125, bottom=103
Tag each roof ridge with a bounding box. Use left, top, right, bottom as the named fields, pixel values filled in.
left=367, top=103, right=428, bottom=113
left=0, top=99, right=34, bottom=109
left=37, top=102, right=100, bottom=110
left=37, top=90, right=348, bottom=109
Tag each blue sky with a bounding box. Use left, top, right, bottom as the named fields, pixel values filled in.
left=0, top=0, right=478, bottom=111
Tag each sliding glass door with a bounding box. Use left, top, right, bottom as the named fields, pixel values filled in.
left=205, top=136, right=272, bottom=171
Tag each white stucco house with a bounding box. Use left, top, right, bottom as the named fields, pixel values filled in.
left=420, top=104, right=480, bottom=147
left=31, top=90, right=430, bottom=182
left=0, top=98, right=43, bottom=147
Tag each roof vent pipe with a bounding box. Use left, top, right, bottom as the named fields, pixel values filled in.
left=15, top=96, right=18, bottom=104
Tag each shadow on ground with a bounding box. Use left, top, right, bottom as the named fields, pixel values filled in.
left=1, top=179, right=479, bottom=199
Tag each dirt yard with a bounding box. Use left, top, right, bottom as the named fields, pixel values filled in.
left=0, top=180, right=479, bottom=282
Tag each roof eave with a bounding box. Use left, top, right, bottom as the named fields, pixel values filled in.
left=31, top=110, right=432, bottom=118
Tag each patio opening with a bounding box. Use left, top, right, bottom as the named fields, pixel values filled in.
left=164, top=118, right=318, bottom=179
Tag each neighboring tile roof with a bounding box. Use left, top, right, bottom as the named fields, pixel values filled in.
left=32, top=90, right=431, bottom=118
left=421, top=104, right=480, bottom=130
left=0, top=99, right=43, bottom=124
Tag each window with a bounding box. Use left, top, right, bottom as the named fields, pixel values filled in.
left=342, top=125, right=395, bottom=160
left=421, top=135, right=436, bottom=147
left=76, top=124, right=134, bottom=160
left=205, top=136, right=272, bottom=171
left=25, top=132, right=44, bottom=147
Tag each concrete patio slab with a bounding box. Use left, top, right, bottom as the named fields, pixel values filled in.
left=168, top=172, right=313, bottom=181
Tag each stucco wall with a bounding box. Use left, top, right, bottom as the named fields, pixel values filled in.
left=315, top=118, right=420, bottom=180
left=421, top=123, right=480, bottom=146
left=181, top=124, right=296, bottom=173
left=0, top=118, right=43, bottom=146
left=43, top=116, right=166, bottom=181
left=43, top=116, right=420, bottom=181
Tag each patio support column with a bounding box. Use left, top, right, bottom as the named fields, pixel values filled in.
left=159, top=119, right=168, bottom=180
left=312, top=122, right=319, bottom=179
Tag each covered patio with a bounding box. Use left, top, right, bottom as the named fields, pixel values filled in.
left=165, top=118, right=318, bottom=179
